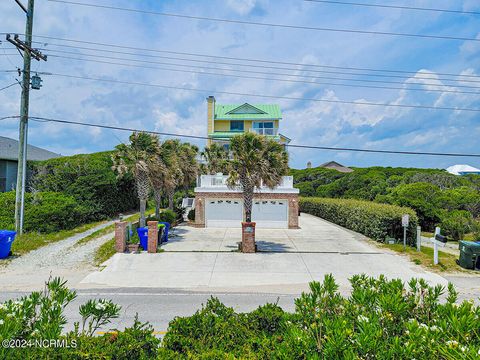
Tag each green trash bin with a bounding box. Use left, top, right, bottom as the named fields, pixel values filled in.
left=458, top=241, right=480, bottom=270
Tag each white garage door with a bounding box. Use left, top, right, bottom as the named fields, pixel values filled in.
left=206, top=199, right=243, bottom=228
left=252, top=200, right=288, bottom=228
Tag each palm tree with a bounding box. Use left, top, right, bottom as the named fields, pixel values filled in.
left=156, top=140, right=197, bottom=210
left=201, top=143, right=230, bottom=174
left=111, top=132, right=160, bottom=227
left=147, top=145, right=175, bottom=218
left=227, top=132, right=289, bottom=226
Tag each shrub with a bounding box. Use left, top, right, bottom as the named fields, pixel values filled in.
left=0, top=191, right=88, bottom=233
left=187, top=208, right=195, bottom=221
left=299, top=197, right=418, bottom=243
left=158, top=209, right=177, bottom=225
left=439, top=210, right=473, bottom=241
left=29, top=151, right=138, bottom=222
left=146, top=209, right=177, bottom=225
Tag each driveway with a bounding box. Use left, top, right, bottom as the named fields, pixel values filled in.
left=80, top=214, right=449, bottom=293
left=162, top=213, right=374, bottom=253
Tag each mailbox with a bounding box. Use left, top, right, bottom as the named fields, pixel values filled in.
left=434, top=234, right=447, bottom=243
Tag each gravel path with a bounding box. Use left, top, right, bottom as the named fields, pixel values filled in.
left=0, top=221, right=116, bottom=291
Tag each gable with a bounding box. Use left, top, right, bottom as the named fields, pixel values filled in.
left=226, top=103, right=267, bottom=115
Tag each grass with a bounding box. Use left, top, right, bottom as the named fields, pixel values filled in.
left=10, top=219, right=107, bottom=256
left=94, top=238, right=116, bottom=266
left=378, top=243, right=470, bottom=273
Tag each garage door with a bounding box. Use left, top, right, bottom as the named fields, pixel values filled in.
left=205, top=199, right=243, bottom=228
left=252, top=200, right=288, bottom=228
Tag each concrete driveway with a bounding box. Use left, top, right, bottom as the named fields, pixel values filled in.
left=79, top=214, right=448, bottom=293
left=162, top=213, right=374, bottom=253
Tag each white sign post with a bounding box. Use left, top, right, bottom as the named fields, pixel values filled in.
left=430, top=227, right=446, bottom=265
left=402, top=214, right=409, bottom=251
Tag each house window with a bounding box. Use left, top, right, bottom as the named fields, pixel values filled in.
left=252, top=122, right=275, bottom=135
left=230, top=121, right=244, bottom=131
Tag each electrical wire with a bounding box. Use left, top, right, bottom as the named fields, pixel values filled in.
left=11, top=33, right=480, bottom=80
left=25, top=115, right=480, bottom=157
left=41, top=72, right=480, bottom=112
left=37, top=46, right=480, bottom=87
left=303, top=0, right=480, bottom=15
left=47, top=0, right=480, bottom=42
left=45, top=53, right=480, bottom=95
left=0, top=82, right=19, bottom=91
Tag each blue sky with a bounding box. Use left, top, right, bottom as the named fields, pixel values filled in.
left=1, top=0, right=479, bottom=169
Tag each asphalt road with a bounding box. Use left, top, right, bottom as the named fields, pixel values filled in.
left=0, top=288, right=298, bottom=334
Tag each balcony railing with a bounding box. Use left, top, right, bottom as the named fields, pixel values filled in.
left=197, top=174, right=294, bottom=189
left=249, top=128, right=278, bottom=136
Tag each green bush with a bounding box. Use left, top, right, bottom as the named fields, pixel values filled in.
left=439, top=210, right=473, bottom=241
left=187, top=208, right=195, bottom=221
left=159, top=209, right=177, bottom=225
left=299, top=197, right=418, bottom=243
left=0, top=191, right=88, bottom=233
left=29, top=151, right=138, bottom=222
left=2, top=276, right=480, bottom=358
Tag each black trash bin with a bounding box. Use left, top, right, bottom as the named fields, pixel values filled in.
left=458, top=241, right=480, bottom=270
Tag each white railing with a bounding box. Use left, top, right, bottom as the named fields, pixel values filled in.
left=197, top=174, right=294, bottom=189
left=249, top=128, right=278, bottom=136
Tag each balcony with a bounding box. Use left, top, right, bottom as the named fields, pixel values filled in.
left=195, top=174, right=298, bottom=194
left=249, top=128, right=278, bottom=136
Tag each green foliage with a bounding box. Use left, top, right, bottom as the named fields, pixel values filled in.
left=0, top=191, right=88, bottom=233
left=383, top=182, right=442, bottom=229
left=187, top=208, right=195, bottom=221
left=147, top=209, right=177, bottom=225
left=299, top=197, right=418, bottom=243
left=30, top=151, right=138, bottom=222
left=1, top=276, right=479, bottom=359
left=292, top=166, right=480, bottom=232
left=439, top=210, right=474, bottom=241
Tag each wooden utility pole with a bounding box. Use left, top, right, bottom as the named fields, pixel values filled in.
left=8, top=0, right=46, bottom=234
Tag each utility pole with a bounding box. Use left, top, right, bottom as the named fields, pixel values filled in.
left=7, top=0, right=47, bottom=234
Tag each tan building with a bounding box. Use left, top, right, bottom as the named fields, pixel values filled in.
left=194, top=174, right=299, bottom=229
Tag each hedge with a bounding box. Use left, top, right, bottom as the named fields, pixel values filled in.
left=299, top=197, right=418, bottom=243
left=0, top=191, right=88, bottom=233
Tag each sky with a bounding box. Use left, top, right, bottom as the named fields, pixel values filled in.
left=0, top=0, right=479, bottom=170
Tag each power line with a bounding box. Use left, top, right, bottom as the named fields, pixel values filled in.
left=17, top=33, right=480, bottom=80
left=47, top=0, right=480, bottom=42
left=25, top=115, right=480, bottom=158
left=45, top=53, right=480, bottom=95
left=44, top=72, right=480, bottom=113
left=0, top=82, right=19, bottom=91
left=304, top=0, right=480, bottom=16
left=34, top=44, right=480, bottom=89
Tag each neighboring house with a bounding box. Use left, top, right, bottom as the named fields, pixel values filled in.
left=319, top=161, right=353, bottom=173
left=206, top=96, right=291, bottom=149
left=194, top=174, right=299, bottom=229
left=446, top=164, right=480, bottom=176
left=0, top=136, right=61, bottom=192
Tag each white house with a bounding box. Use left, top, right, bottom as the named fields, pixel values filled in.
left=446, top=164, right=480, bottom=176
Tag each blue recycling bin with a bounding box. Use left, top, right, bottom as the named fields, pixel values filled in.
left=136, top=227, right=149, bottom=251
left=0, top=230, right=16, bottom=259
left=159, top=222, right=170, bottom=242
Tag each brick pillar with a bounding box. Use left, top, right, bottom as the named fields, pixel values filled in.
left=195, top=196, right=205, bottom=227
left=147, top=221, right=158, bottom=253
left=115, top=221, right=127, bottom=253
left=288, top=197, right=299, bottom=229
left=241, top=222, right=256, bottom=253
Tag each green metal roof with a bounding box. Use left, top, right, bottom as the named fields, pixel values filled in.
left=214, top=103, right=282, bottom=120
